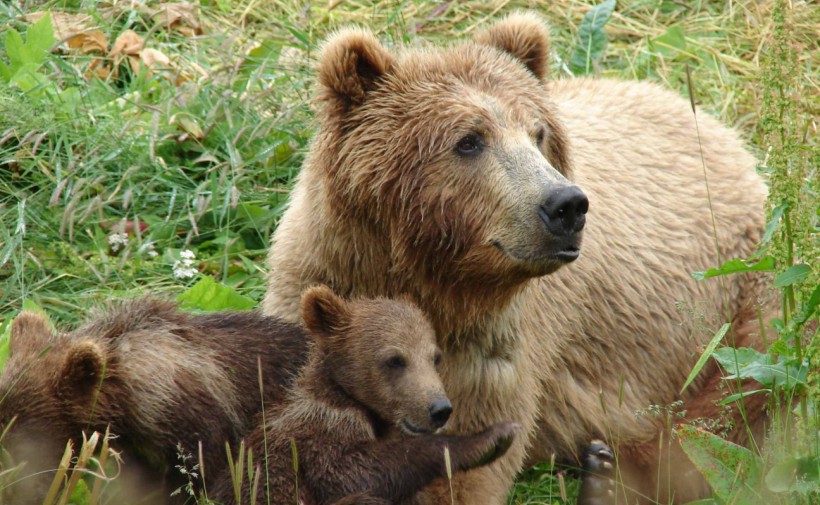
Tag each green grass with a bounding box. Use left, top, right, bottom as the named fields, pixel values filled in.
left=0, top=0, right=817, bottom=504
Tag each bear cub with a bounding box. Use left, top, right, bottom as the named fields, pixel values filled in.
left=212, top=285, right=519, bottom=505
left=0, top=300, right=309, bottom=505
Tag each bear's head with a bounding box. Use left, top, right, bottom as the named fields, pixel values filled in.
left=310, top=12, right=587, bottom=289
left=301, top=285, right=452, bottom=435
left=0, top=312, right=109, bottom=503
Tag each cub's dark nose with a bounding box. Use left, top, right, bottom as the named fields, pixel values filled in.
left=429, top=398, right=453, bottom=429
left=539, top=185, right=589, bottom=236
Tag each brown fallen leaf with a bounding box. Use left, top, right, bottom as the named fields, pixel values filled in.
left=109, top=30, right=144, bottom=74
left=67, top=30, right=108, bottom=54
left=110, top=29, right=144, bottom=57
left=141, top=2, right=202, bottom=36
left=27, top=11, right=94, bottom=42
left=175, top=115, right=204, bottom=141
left=139, top=48, right=171, bottom=69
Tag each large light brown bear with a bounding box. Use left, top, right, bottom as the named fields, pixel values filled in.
left=262, top=12, right=770, bottom=504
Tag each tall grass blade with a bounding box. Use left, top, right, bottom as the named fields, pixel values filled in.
left=680, top=323, right=729, bottom=394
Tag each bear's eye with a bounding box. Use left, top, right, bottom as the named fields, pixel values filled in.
left=385, top=356, right=407, bottom=369
left=434, top=352, right=443, bottom=367
left=455, top=134, right=484, bottom=157
left=535, top=126, right=546, bottom=146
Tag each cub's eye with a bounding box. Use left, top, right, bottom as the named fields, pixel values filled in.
left=455, top=134, right=484, bottom=157
left=385, top=356, right=407, bottom=369
left=434, top=352, right=443, bottom=367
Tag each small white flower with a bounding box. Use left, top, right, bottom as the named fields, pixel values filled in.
left=108, top=232, right=129, bottom=252
left=173, top=261, right=198, bottom=279
left=138, top=241, right=159, bottom=258
left=173, top=249, right=198, bottom=279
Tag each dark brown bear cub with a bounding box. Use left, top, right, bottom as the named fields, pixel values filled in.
left=0, top=300, right=309, bottom=505
left=212, top=285, right=519, bottom=505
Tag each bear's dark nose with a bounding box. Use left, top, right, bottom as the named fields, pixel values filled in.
left=539, top=185, right=589, bottom=236
left=429, top=398, right=452, bottom=429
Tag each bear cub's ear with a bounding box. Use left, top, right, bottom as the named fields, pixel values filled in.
left=60, top=340, right=105, bottom=399
left=10, top=311, right=54, bottom=357
left=473, top=11, right=551, bottom=82
left=301, top=285, right=351, bottom=343
left=316, top=28, right=394, bottom=113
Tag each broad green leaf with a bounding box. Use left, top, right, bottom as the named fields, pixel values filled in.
left=765, top=456, right=820, bottom=494
left=680, top=323, right=729, bottom=394
left=25, top=12, right=56, bottom=68
left=236, top=203, right=269, bottom=223
left=650, top=26, right=686, bottom=58
left=773, top=263, right=810, bottom=288
left=177, top=276, right=256, bottom=311
left=11, top=63, right=49, bottom=93
left=713, top=347, right=807, bottom=389
left=733, top=362, right=806, bottom=389
left=0, top=60, right=11, bottom=82
left=569, top=0, right=616, bottom=75
left=761, top=204, right=787, bottom=243
left=69, top=478, right=92, bottom=505
left=692, top=256, right=775, bottom=280
left=677, top=425, right=763, bottom=503
left=56, top=86, right=82, bottom=111
left=5, top=29, right=27, bottom=69
left=795, top=284, right=820, bottom=324
left=145, top=220, right=177, bottom=241
left=711, top=347, right=764, bottom=375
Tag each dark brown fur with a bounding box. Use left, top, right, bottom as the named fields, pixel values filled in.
left=0, top=300, right=309, bottom=504
left=212, top=286, right=519, bottom=505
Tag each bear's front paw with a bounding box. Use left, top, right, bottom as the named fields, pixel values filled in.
left=577, top=439, right=615, bottom=505
left=461, top=421, right=520, bottom=471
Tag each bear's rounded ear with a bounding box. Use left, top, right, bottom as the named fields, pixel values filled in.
left=316, top=28, right=394, bottom=114
left=60, top=340, right=105, bottom=398
left=473, top=11, right=551, bottom=81
left=10, top=311, right=54, bottom=357
left=300, top=285, right=350, bottom=342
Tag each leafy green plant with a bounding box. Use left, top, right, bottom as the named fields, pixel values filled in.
left=678, top=425, right=765, bottom=503
left=648, top=26, right=687, bottom=61
left=679, top=1, right=819, bottom=503
left=177, top=276, right=256, bottom=312
left=0, top=12, right=55, bottom=84
left=568, top=0, right=616, bottom=75
left=0, top=13, right=84, bottom=113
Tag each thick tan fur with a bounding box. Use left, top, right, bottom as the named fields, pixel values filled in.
left=262, top=12, right=771, bottom=504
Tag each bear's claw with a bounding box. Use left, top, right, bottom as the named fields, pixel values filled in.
left=577, top=439, right=616, bottom=505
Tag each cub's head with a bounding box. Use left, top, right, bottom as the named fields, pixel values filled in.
left=0, top=312, right=108, bottom=504
left=312, top=12, right=587, bottom=286
left=301, top=285, right=451, bottom=435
